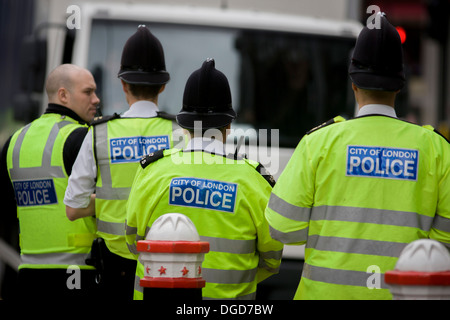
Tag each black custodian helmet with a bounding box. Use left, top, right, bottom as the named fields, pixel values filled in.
left=349, top=14, right=405, bottom=92
left=176, top=59, right=236, bottom=130
left=118, top=25, right=170, bottom=85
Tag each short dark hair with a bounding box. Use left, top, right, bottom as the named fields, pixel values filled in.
left=127, top=83, right=162, bottom=99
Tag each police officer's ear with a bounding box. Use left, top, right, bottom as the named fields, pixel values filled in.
left=158, top=84, right=166, bottom=95
left=58, top=87, right=70, bottom=105
left=121, top=79, right=129, bottom=95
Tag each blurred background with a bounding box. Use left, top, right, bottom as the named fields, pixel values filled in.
left=0, top=0, right=449, bottom=300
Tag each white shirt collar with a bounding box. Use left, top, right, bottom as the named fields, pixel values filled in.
left=357, top=104, right=397, bottom=118
left=185, top=137, right=226, bottom=156
left=121, top=100, right=159, bottom=118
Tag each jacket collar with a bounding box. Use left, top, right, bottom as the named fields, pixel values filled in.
left=44, top=103, right=87, bottom=124
left=185, top=137, right=226, bottom=156
left=356, top=104, right=397, bottom=118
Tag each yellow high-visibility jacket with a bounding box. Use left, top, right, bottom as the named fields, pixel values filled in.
left=265, top=115, right=450, bottom=300
left=126, top=147, right=283, bottom=300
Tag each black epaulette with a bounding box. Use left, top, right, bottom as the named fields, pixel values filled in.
left=90, top=113, right=121, bottom=126
left=156, top=111, right=176, bottom=121
left=306, top=116, right=346, bottom=135
left=140, top=149, right=165, bottom=169
left=256, top=163, right=276, bottom=187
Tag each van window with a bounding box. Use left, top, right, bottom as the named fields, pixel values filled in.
left=88, top=19, right=356, bottom=148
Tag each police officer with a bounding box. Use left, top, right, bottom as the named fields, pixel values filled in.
left=64, top=25, right=179, bottom=300
left=126, top=59, right=283, bottom=300
left=264, top=15, right=450, bottom=300
left=0, top=64, right=99, bottom=299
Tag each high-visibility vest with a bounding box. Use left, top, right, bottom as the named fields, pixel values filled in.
left=265, top=115, right=450, bottom=300
left=92, top=114, right=180, bottom=259
left=126, top=148, right=283, bottom=300
left=7, top=113, right=96, bottom=269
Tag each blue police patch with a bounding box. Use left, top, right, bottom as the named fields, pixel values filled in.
left=169, top=177, right=238, bottom=213
left=13, top=179, right=58, bottom=206
left=110, top=135, right=170, bottom=163
left=346, top=145, right=419, bottom=181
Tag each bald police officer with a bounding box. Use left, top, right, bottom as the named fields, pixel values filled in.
left=0, top=64, right=99, bottom=299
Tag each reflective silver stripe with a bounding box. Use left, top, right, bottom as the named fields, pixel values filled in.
left=432, top=214, right=450, bottom=250
left=9, top=121, right=72, bottom=180
left=269, top=203, right=436, bottom=245
left=11, top=123, right=31, bottom=169
left=268, top=193, right=311, bottom=221
left=200, top=236, right=255, bottom=254
left=269, top=225, right=309, bottom=244
left=95, top=123, right=132, bottom=200
left=125, top=223, right=137, bottom=236
left=134, top=275, right=143, bottom=293
left=203, top=267, right=257, bottom=284
left=269, top=195, right=435, bottom=232
left=96, top=218, right=125, bottom=236
left=433, top=214, right=450, bottom=233
left=21, top=252, right=89, bottom=266
left=259, top=250, right=283, bottom=273
left=127, top=232, right=146, bottom=255
left=311, top=206, right=434, bottom=231
left=127, top=243, right=138, bottom=255
left=200, top=236, right=281, bottom=273
left=127, top=234, right=264, bottom=256
left=307, top=234, right=407, bottom=257
left=260, top=249, right=283, bottom=260
left=97, top=186, right=131, bottom=200
left=302, top=263, right=390, bottom=289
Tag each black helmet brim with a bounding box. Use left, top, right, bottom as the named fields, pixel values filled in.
left=349, top=68, right=405, bottom=92
left=118, top=70, right=170, bottom=85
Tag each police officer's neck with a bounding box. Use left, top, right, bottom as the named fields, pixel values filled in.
left=353, top=84, right=397, bottom=109
left=185, top=125, right=230, bottom=143
left=126, top=95, right=159, bottom=107
left=122, top=80, right=162, bottom=107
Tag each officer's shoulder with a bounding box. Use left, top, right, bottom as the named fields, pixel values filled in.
left=306, top=116, right=346, bottom=135
left=421, top=124, right=450, bottom=144
left=156, top=111, right=176, bottom=121
left=243, top=158, right=276, bottom=187
left=90, top=113, right=121, bottom=126
left=140, top=148, right=179, bottom=169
